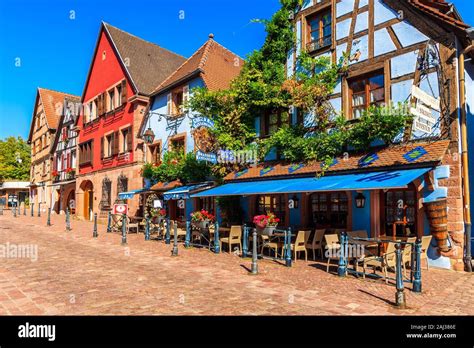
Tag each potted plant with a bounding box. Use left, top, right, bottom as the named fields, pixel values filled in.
left=65, top=167, right=75, bottom=179
left=52, top=170, right=59, bottom=181
left=253, top=213, right=280, bottom=236
left=191, top=209, right=215, bottom=229
left=151, top=208, right=166, bottom=224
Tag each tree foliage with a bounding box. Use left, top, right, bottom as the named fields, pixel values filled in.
left=0, top=136, right=31, bottom=182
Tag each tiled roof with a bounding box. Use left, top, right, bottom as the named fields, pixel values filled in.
left=28, top=88, right=80, bottom=143
left=38, top=88, right=80, bottom=129
left=103, top=23, right=186, bottom=95
left=408, top=0, right=470, bottom=30
left=150, top=180, right=182, bottom=192
left=224, top=140, right=450, bottom=182
left=152, top=35, right=244, bottom=95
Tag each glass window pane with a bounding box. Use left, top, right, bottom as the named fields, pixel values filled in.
left=370, top=88, right=384, bottom=103
left=352, top=93, right=366, bottom=106
left=369, top=74, right=384, bottom=89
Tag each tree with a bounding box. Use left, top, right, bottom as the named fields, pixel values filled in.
left=0, top=136, right=31, bottom=182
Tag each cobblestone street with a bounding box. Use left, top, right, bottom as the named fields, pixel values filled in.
left=0, top=213, right=473, bottom=315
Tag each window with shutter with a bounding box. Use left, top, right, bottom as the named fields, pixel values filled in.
left=101, top=92, right=107, bottom=115
left=126, top=127, right=132, bottom=152
left=120, top=80, right=127, bottom=105
left=113, top=131, right=120, bottom=155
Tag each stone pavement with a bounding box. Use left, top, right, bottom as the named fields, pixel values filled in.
left=0, top=212, right=473, bottom=315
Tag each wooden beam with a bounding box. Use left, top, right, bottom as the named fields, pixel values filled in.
left=386, top=25, right=402, bottom=50
left=368, top=0, right=374, bottom=59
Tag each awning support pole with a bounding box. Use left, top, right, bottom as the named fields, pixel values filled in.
left=413, top=238, right=422, bottom=293
left=285, top=227, right=292, bottom=267
left=338, top=232, right=347, bottom=277
left=213, top=221, right=220, bottom=254
left=242, top=224, right=249, bottom=258
left=185, top=220, right=191, bottom=248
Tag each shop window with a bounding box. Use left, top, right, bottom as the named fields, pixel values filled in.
left=256, top=195, right=286, bottom=225
left=309, top=192, right=348, bottom=228
left=384, top=189, right=416, bottom=237
left=349, top=71, right=385, bottom=119
left=306, top=10, right=332, bottom=52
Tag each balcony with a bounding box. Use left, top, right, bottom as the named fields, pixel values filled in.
left=306, top=35, right=332, bottom=53
left=52, top=169, right=76, bottom=183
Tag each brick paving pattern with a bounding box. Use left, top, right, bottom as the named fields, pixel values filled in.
left=0, top=213, right=473, bottom=315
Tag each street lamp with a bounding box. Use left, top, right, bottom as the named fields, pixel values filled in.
left=143, top=127, right=155, bottom=144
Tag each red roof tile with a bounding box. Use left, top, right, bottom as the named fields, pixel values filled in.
left=152, top=36, right=244, bottom=94
left=224, top=140, right=450, bottom=182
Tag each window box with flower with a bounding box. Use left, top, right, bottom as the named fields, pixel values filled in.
left=150, top=208, right=166, bottom=224
left=65, top=167, right=75, bottom=179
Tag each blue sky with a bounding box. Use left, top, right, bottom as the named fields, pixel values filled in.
left=0, top=0, right=472, bottom=140
left=0, top=0, right=281, bottom=139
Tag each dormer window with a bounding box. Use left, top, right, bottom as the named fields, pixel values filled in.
left=306, top=10, right=332, bottom=53
left=167, top=85, right=189, bottom=116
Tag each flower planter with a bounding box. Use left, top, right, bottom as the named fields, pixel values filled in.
left=194, top=220, right=210, bottom=229
left=256, top=225, right=277, bottom=236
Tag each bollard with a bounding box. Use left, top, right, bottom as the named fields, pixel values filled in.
left=413, top=238, right=422, bottom=293
left=338, top=232, right=348, bottom=277
left=145, top=217, right=150, bottom=241
left=93, top=213, right=98, bottom=238
left=31, top=203, right=34, bottom=217
left=47, top=207, right=51, bottom=226
left=13, top=205, right=17, bottom=218
left=395, top=243, right=406, bottom=308
left=37, top=203, right=41, bottom=217
left=172, top=222, right=178, bottom=256
left=242, top=225, right=249, bottom=258
left=165, top=217, right=171, bottom=244
left=65, top=208, right=71, bottom=231
left=285, top=227, right=292, bottom=267
left=251, top=229, right=258, bottom=274
left=107, top=211, right=112, bottom=233
left=185, top=220, right=191, bottom=248
left=23, top=204, right=26, bottom=216
left=0, top=205, right=3, bottom=215
left=121, top=214, right=127, bottom=245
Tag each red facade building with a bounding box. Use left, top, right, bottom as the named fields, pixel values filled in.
left=76, top=22, right=185, bottom=220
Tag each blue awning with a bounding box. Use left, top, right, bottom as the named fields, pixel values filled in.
left=191, top=168, right=431, bottom=198
left=118, top=189, right=148, bottom=200
left=163, top=183, right=213, bottom=201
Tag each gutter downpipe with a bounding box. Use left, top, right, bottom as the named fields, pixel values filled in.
left=459, top=41, right=473, bottom=272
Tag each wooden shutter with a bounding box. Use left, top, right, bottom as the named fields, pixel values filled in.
left=101, top=137, right=104, bottom=159
left=166, top=93, right=172, bottom=115
left=183, top=85, right=189, bottom=113
left=90, top=140, right=94, bottom=164
left=126, top=127, right=133, bottom=152
left=120, top=80, right=127, bottom=105
left=113, top=131, right=119, bottom=155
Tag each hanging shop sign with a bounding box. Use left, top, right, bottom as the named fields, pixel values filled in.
left=191, top=116, right=218, bottom=164
left=411, top=86, right=440, bottom=135
left=113, top=203, right=129, bottom=215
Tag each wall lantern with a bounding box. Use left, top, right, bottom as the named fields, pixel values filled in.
left=143, top=127, right=155, bottom=144
left=355, top=192, right=366, bottom=209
